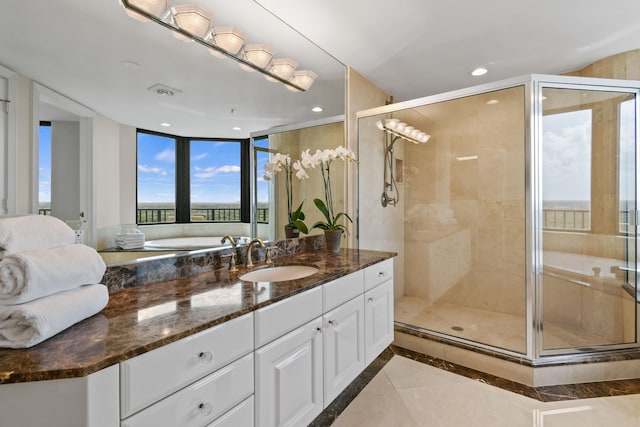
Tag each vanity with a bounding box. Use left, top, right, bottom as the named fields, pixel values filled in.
left=0, top=248, right=395, bottom=427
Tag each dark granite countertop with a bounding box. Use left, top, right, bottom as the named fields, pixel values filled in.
left=0, top=248, right=394, bottom=384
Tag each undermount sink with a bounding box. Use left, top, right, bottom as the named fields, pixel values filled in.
left=239, top=265, right=319, bottom=282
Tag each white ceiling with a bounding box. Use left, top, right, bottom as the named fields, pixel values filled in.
left=1, top=0, right=639, bottom=137
left=256, top=0, right=640, bottom=100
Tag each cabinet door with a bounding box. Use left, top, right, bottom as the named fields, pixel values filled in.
left=323, top=295, right=365, bottom=406
left=255, top=318, right=323, bottom=427
left=365, top=280, right=394, bottom=365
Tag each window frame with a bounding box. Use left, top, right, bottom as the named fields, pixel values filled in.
left=136, top=128, right=250, bottom=225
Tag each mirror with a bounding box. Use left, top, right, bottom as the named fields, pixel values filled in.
left=253, top=117, right=346, bottom=242
left=0, top=0, right=346, bottom=261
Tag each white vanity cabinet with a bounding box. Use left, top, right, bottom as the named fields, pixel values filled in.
left=255, top=260, right=393, bottom=427
left=120, top=312, right=255, bottom=427
left=364, top=259, right=395, bottom=365
left=255, top=317, right=324, bottom=427
left=323, top=294, right=365, bottom=404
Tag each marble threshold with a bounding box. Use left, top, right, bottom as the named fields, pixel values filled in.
left=395, top=322, right=640, bottom=387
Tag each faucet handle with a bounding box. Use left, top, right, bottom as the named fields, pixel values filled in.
left=222, top=252, right=238, bottom=272
left=265, top=246, right=273, bottom=265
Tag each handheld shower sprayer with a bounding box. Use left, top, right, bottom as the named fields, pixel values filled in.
left=376, top=118, right=431, bottom=208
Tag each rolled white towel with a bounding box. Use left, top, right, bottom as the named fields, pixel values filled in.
left=0, top=244, right=106, bottom=304
left=0, top=215, right=76, bottom=257
left=0, top=284, right=109, bottom=348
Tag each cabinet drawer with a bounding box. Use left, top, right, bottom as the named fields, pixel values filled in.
left=364, top=258, right=394, bottom=291
left=120, top=313, right=253, bottom=418
left=254, top=286, right=322, bottom=348
left=323, top=270, right=364, bottom=312
left=207, top=395, right=254, bottom=427
left=121, top=353, right=254, bottom=427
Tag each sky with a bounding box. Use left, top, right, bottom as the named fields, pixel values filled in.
left=38, top=125, right=51, bottom=203
left=137, top=133, right=241, bottom=204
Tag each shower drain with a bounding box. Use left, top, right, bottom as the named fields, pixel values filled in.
left=451, top=326, right=464, bottom=331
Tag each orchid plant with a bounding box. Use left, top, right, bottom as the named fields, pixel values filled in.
left=263, top=153, right=309, bottom=234
left=300, top=146, right=357, bottom=233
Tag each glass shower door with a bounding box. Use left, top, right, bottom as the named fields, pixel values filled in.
left=540, top=85, right=638, bottom=353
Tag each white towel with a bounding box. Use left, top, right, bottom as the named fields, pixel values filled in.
left=0, top=284, right=109, bottom=348
left=0, top=244, right=106, bottom=304
left=0, top=215, right=76, bottom=257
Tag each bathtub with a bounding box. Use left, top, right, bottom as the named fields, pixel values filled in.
left=143, top=236, right=251, bottom=250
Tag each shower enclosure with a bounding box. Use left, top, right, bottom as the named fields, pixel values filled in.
left=357, top=74, right=640, bottom=361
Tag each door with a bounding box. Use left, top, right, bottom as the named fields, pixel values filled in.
left=255, top=317, right=323, bottom=427
left=365, top=280, right=394, bottom=365
left=323, top=295, right=365, bottom=405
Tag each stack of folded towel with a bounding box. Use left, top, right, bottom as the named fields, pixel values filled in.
left=0, top=215, right=108, bottom=348
left=115, top=228, right=145, bottom=249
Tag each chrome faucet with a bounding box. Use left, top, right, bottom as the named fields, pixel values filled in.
left=246, top=238, right=265, bottom=268
left=220, top=235, right=237, bottom=247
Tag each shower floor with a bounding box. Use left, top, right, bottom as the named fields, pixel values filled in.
left=395, top=296, right=614, bottom=353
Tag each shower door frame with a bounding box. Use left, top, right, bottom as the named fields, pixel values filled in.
left=356, top=74, right=640, bottom=364
left=532, top=76, right=640, bottom=359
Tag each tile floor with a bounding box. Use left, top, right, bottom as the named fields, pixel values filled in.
left=332, top=355, right=640, bottom=426
left=395, top=296, right=613, bottom=353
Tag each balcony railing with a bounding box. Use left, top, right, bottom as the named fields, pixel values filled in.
left=543, top=209, right=590, bottom=230
left=136, top=208, right=270, bottom=224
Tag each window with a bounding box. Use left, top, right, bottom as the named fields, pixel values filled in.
left=136, top=130, right=249, bottom=225
left=137, top=131, right=177, bottom=223
left=618, top=97, right=637, bottom=234
left=254, top=136, right=270, bottom=224
left=38, top=122, right=51, bottom=216
left=190, top=140, right=242, bottom=221
left=542, top=107, right=592, bottom=231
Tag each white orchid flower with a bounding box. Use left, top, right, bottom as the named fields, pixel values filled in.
left=292, top=160, right=308, bottom=179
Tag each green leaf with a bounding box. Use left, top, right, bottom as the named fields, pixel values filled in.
left=292, top=219, right=308, bottom=234
left=313, top=198, right=332, bottom=224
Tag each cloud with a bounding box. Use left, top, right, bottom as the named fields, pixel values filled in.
left=193, top=165, right=240, bottom=179
left=192, top=153, right=208, bottom=161
left=154, top=148, right=175, bottom=163
left=138, top=164, right=167, bottom=176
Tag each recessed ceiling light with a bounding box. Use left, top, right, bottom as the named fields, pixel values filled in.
left=160, top=122, right=171, bottom=127
left=232, top=126, right=242, bottom=131
left=470, top=67, right=488, bottom=77
left=486, top=99, right=499, bottom=105
left=311, top=106, right=323, bottom=113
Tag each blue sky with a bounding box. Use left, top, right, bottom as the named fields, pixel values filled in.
left=137, top=133, right=241, bottom=204
left=38, top=125, right=51, bottom=203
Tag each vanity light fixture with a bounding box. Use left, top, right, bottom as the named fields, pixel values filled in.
left=375, top=118, right=431, bottom=144
left=171, top=4, right=212, bottom=41
left=120, top=0, right=316, bottom=92
left=209, top=27, right=246, bottom=58
left=121, top=0, right=169, bottom=22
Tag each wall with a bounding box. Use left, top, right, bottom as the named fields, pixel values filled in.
left=51, top=121, right=80, bottom=221
left=348, top=68, right=407, bottom=299
left=267, top=122, right=345, bottom=241
left=566, top=48, right=640, bottom=80
left=13, top=75, right=33, bottom=214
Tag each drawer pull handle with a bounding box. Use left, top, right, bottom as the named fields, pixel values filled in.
left=198, top=402, right=213, bottom=416
left=315, top=326, right=324, bottom=334
left=327, top=320, right=338, bottom=327
left=367, top=297, right=374, bottom=303
left=198, top=351, right=213, bottom=363
left=378, top=271, right=386, bottom=277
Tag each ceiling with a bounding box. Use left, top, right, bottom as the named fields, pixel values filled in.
left=1, top=0, right=639, bottom=137
left=256, top=0, right=640, bottom=101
